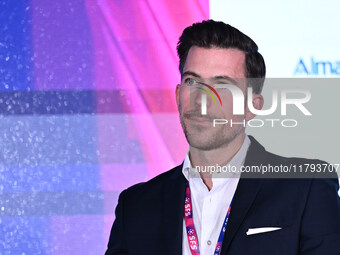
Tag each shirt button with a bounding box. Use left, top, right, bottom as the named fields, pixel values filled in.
left=207, top=240, right=212, bottom=245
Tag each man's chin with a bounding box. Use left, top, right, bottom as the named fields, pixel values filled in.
left=184, top=131, right=222, bottom=151
left=187, top=140, right=219, bottom=151
left=183, top=125, right=244, bottom=151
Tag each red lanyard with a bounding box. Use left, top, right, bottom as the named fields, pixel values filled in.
left=184, top=181, right=233, bottom=255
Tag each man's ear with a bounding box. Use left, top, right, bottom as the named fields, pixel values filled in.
left=245, top=93, right=264, bottom=121
left=175, top=84, right=180, bottom=110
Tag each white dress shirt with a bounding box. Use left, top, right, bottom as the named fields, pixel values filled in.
left=182, top=136, right=250, bottom=255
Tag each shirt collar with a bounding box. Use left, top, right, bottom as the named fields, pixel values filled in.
left=182, top=135, right=251, bottom=181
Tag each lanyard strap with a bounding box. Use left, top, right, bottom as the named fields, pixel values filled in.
left=184, top=181, right=233, bottom=255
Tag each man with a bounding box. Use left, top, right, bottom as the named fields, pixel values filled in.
left=105, top=20, right=340, bottom=255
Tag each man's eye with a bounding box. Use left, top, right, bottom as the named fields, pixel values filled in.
left=184, top=78, right=198, bottom=86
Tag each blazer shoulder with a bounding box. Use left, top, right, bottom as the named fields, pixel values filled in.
left=120, top=164, right=184, bottom=200
left=247, top=136, right=338, bottom=179
left=248, top=135, right=330, bottom=163
left=265, top=150, right=328, bottom=164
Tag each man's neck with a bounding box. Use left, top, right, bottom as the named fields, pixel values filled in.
left=189, top=133, right=245, bottom=191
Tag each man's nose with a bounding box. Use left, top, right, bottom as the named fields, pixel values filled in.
left=192, top=87, right=212, bottom=113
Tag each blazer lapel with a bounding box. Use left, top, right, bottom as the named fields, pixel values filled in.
left=161, top=165, right=186, bottom=255
left=220, top=136, right=267, bottom=254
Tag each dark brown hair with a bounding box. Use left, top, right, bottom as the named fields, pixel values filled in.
left=177, top=20, right=266, bottom=93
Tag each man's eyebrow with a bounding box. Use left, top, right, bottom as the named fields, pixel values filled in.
left=182, top=71, right=238, bottom=84
left=182, top=71, right=201, bottom=78
left=213, top=76, right=238, bottom=85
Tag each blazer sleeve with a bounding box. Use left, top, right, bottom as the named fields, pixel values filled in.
left=300, top=177, right=340, bottom=254
left=105, top=190, right=129, bottom=255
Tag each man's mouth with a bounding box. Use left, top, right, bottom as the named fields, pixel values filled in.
left=183, top=113, right=216, bottom=125
left=189, top=116, right=212, bottom=122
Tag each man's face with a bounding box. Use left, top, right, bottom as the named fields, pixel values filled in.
left=176, top=46, right=251, bottom=151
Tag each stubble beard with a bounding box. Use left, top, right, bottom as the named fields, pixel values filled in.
left=178, top=103, right=244, bottom=151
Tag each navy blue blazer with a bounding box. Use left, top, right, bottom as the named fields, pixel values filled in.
left=105, top=136, right=340, bottom=255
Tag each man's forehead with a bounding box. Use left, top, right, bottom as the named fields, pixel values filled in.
left=183, top=46, right=246, bottom=78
